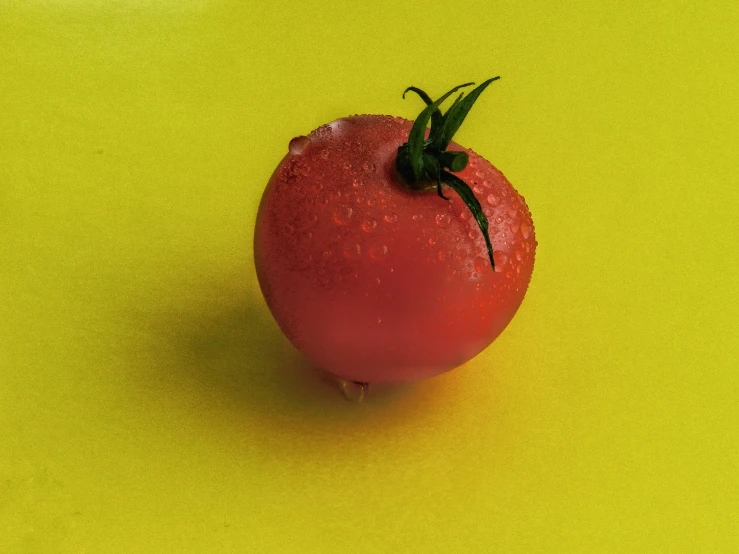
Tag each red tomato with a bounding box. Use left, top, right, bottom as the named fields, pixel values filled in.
left=254, top=81, right=536, bottom=384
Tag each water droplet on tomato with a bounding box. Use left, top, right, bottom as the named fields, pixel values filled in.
left=367, top=197, right=376, bottom=207
left=483, top=207, right=494, bottom=217
left=475, top=170, right=485, bottom=178
left=495, top=215, right=504, bottom=224
left=486, top=194, right=499, bottom=206
left=515, top=250, right=523, bottom=261
left=377, top=318, right=382, bottom=323
left=474, top=256, right=490, bottom=274
left=508, top=208, right=518, bottom=219
left=362, top=161, right=376, bottom=172
left=435, top=213, right=451, bottom=229
left=307, top=214, right=319, bottom=226
left=493, top=251, right=508, bottom=272
left=369, top=243, right=388, bottom=260
left=361, top=218, right=377, bottom=232
left=510, top=223, right=519, bottom=234
left=428, top=237, right=437, bottom=245
left=343, top=243, right=362, bottom=259
left=328, top=119, right=344, bottom=133
left=322, top=250, right=333, bottom=259
left=412, top=214, right=421, bottom=221
left=384, top=213, right=398, bottom=223
left=521, top=223, right=532, bottom=239
left=437, top=250, right=451, bottom=261
left=332, top=207, right=353, bottom=225
left=468, top=230, right=477, bottom=239
left=288, top=135, right=310, bottom=155
left=320, top=149, right=329, bottom=160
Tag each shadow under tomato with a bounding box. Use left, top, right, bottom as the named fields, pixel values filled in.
left=127, top=274, right=420, bottom=439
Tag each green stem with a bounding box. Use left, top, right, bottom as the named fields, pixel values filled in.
left=396, top=79, right=500, bottom=269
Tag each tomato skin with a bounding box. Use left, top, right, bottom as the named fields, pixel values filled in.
left=254, top=115, right=536, bottom=383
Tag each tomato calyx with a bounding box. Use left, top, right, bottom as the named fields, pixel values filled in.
left=396, top=78, right=500, bottom=269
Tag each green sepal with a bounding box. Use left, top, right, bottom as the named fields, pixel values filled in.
left=441, top=170, right=495, bottom=270
left=402, top=87, right=442, bottom=141
left=421, top=153, right=450, bottom=199
left=406, top=82, right=473, bottom=181
left=432, top=77, right=500, bottom=151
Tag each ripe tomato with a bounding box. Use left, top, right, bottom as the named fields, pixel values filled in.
left=254, top=80, right=536, bottom=385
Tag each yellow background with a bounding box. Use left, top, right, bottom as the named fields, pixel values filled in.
left=2, top=1, right=737, bottom=551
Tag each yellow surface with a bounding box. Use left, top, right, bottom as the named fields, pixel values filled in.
left=2, top=1, right=737, bottom=552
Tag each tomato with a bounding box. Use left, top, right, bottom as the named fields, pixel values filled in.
left=254, top=80, right=536, bottom=385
